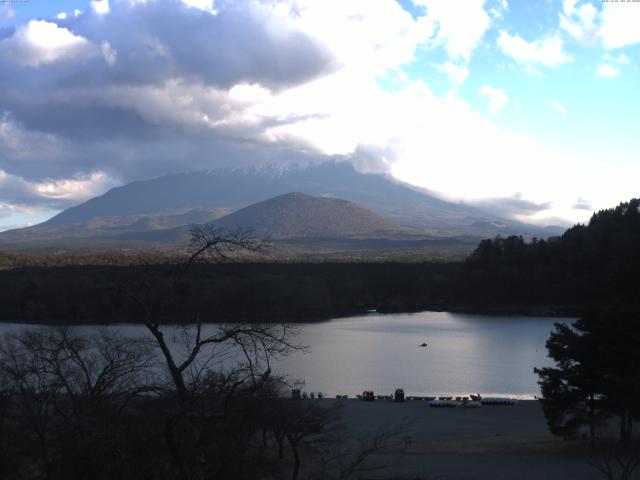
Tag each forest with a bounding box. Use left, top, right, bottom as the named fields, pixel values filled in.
left=0, top=198, right=639, bottom=324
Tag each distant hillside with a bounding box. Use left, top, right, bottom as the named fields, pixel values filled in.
left=211, top=192, right=413, bottom=240
left=0, top=208, right=228, bottom=244
left=109, top=193, right=462, bottom=257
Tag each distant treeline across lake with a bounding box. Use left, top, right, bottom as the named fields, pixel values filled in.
left=0, top=256, right=627, bottom=324
left=0, top=198, right=639, bottom=324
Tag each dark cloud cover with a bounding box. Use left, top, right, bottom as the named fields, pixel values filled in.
left=0, top=0, right=338, bottom=213
left=51, top=0, right=336, bottom=90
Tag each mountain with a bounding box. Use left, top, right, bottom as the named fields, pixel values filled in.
left=0, top=162, right=563, bottom=246
left=113, top=192, right=420, bottom=245
left=211, top=192, right=414, bottom=240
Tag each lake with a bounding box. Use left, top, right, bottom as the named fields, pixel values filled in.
left=279, top=311, right=571, bottom=399
left=0, top=311, right=571, bottom=399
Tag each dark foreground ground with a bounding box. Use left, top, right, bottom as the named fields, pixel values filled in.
left=324, top=399, right=607, bottom=480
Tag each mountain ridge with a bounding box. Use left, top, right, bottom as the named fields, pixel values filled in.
left=1, top=162, right=564, bottom=246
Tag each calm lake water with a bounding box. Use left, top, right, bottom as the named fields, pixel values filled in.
left=0, top=311, right=571, bottom=399
left=280, top=312, right=571, bottom=399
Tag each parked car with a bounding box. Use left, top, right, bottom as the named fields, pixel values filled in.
left=394, top=388, right=405, bottom=402
left=362, top=390, right=375, bottom=401
left=291, top=388, right=301, bottom=400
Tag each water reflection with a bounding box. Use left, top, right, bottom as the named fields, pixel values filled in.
left=275, top=312, right=571, bottom=399
left=0, top=311, right=571, bottom=399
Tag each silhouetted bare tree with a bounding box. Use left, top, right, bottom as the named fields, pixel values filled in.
left=588, top=438, right=640, bottom=480
left=118, top=226, right=305, bottom=479
left=0, top=327, right=155, bottom=479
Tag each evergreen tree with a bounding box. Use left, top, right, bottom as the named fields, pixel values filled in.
left=535, top=320, right=605, bottom=446
left=536, top=308, right=640, bottom=447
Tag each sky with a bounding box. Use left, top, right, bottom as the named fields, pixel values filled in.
left=0, top=0, right=639, bottom=231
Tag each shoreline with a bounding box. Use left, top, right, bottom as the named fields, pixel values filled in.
left=0, top=305, right=578, bottom=326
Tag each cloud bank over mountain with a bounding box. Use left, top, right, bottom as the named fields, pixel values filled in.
left=0, top=0, right=639, bottom=230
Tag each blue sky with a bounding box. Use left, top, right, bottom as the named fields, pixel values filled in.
left=1, top=1, right=88, bottom=24
left=0, top=0, right=639, bottom=230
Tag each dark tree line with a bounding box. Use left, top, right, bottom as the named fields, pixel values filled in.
left=459, top=198, right=640, bottom=312
left=0, top=261, right=459, bottom=324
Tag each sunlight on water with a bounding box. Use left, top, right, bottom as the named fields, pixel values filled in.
left=0, top=311, right=572, bottom=399
left=273, top=312, right=572, bottom=399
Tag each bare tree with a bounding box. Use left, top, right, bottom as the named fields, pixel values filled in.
left=0, top=330, right=61, bottom=479
left=311, top=423, right=406, bottom=480
left=0, top=327, right=156, bottom=479
left=588, top=439, right=640, bottom=480
left=120, top=226, right=305, bottom=480
left=122, top=227, right=293, bottom=399
left=284, top=400, right=338, bottom=480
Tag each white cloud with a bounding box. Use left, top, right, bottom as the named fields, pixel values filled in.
left=33, top=172, right=116, bottom=201
left=473, top=193, right=552, bottom=220
left=497, top=30, right=573, bottom=67
left=600, top=2, right=640, bottom=49
left=294, top=0, right=434, bottom=75
left=573, top=197, right=592, bottom=210
left=603, top=52, right=629, bottom=65
left=596, top=63, right=620, bottom=78
left=414, top=0, right=491, bottom=60
left=488, top=0, right=509, bottom=20
left=236, top=74, right=580, bottom=211
left=180, top=0, right=217, bottom=13
left=561, top=0, right=640, bottom=50
left=0, top=113, right=63, bottom=160
left=0, top=5, right=15, bottom=22
left=388, top=103, right=574, bottom=204
left=550, top=100, right=567, bottom=116
left=91, top=0, right=110, bottom=15
left=560, top=0, right=599, bottom=44
left=0, top=20, right=95, bottom=67
left=479, top=85, right=508, bottom=114
left=0, top=168, right=115, bottom=210
left=100, top=41, right=117, bottom=66
left=437, top=61, right=469, bottom=86
left=56, top=12, right=68, bottom=20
